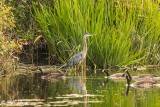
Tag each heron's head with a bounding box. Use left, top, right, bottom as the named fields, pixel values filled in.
left=84, top=33, right=94, bottom=37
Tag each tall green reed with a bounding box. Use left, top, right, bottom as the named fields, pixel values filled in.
left=33, top=0, right=160, bottom=68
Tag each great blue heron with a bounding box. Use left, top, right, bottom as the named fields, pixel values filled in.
left=60, top=33, right=94, bottom=69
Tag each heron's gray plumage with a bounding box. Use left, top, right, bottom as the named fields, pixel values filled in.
left=63, top=52, right=84, bottom=68
left=60, top=33, right=93, bottom=69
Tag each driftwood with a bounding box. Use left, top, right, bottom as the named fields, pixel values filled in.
left=2, top=63, right=159, bottom=76
left=17, top=63, right=62, bottom=73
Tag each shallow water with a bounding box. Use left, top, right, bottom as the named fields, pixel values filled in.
left=0, top=69, right=160, bottom=106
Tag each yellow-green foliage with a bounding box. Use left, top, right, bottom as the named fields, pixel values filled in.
left=0, top=35, right=21, bottom=73
left=0, top=1, right=21, bottom=72
left=0, top=1, right=15, bottom=31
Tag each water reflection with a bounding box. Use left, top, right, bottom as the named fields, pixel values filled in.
left=0, top=74, right=49, bottom=106
left=67, top=75, right=87, bottom=107
left=0, top=69, right=160, bottom=106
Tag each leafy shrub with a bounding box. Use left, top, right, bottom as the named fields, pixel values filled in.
left=0, top=1, right=22, bottom=73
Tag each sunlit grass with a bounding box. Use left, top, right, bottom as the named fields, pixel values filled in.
left=33, top=0, right=160, bottom=68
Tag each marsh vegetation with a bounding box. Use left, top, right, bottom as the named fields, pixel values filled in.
left=0, top=0, right=160, bottom=106
left=1, top=0, right=160, bottom=70
left=33, top=0, right=160, bottom=68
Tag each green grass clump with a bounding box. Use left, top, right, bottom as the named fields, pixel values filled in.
left=33, top=0, right=160, bottom=68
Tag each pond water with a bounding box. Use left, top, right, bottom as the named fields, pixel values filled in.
left=0, top=69, right=160, bottom=106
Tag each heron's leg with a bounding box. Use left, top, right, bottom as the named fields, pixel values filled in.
left=76, top=64, right=81, bottom=72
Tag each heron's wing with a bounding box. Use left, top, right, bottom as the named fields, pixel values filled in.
left=66, top=52, right=84, bottom=67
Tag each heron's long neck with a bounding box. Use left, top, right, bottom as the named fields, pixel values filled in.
left=83, top=36, right=87, bottom=54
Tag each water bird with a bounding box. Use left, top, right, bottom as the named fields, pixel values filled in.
left=132, top=74, right=160, bottom=81
left=123, top=69, right=160, bottom=81
left=59, top=33, right=94, bottom=69
left=125, top=71, right=157, bottom=89
left=36, top=67, right=66, bottom=80
left=102, top=69, right=126, bottom=80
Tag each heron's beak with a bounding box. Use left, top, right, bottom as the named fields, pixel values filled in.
left=89, top=34, right=95, bottom=36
